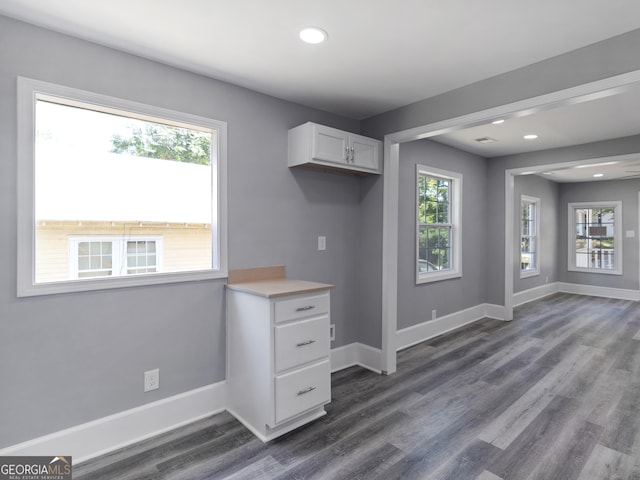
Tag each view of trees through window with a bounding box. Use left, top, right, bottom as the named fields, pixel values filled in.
left=417, top=174, right=451, bottom=272
left=111, top=123, right=211, bottom=165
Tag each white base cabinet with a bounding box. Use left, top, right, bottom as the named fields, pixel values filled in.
left=288, top=122, right=382, bottom=175
left=226, top=288, right=332, bottom=442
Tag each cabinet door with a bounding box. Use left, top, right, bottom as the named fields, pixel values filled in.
left=350, top=133, right=381, bottom=172
left=311, top=124, right=349, bottom=165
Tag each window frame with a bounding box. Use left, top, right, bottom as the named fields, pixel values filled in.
left=567, top=200, right=622, bottom=275
left=17, top=77, right=228, bottom=296
left=415, top=164, right=462, bottom=284
left=520, top=195, right=540, bottom=279
left=68, top=235, right=164, bottom=279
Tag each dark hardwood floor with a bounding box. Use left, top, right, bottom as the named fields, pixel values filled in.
left=74, top=293, right=640, bottom=479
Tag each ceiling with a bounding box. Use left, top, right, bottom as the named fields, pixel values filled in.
left=2, top=0, right=640, bottom=120
left=2, top=1, right=640, bottom=181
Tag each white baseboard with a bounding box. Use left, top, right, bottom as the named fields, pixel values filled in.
left=484, top=303, right=508, bottom=321
left=330, top=343, right=382, bottom=374
left=557, top=282, right=640, bottom=301
left=396, top=304, right=502, bottom=351
left=513, top=282, right=560, bottom=307
left=0, top=381, right=226, bottom=465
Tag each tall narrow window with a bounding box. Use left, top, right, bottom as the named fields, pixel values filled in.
left=416, top=165, right=462, bottom=284
left=568, top=201, right=621, bottom=275
left=520, top=195, right=540, bottom=278
left=18, top=77, right=227, bottom=296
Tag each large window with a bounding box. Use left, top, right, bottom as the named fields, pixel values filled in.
left=568, top=201, right=621, bottom=275
left=17, top=77, right=227, bottom=296
left=520, top=195, right=540, bottom=278
left=416, top=165, right=462, bottom=284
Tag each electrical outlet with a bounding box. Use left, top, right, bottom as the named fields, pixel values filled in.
left=329, top=324, right=335, bottom=341
left=144, top=369, right=159, bottom=392
left=432, top=309, right=437, bottom=320
left=318, top=236, right=326, bottom=251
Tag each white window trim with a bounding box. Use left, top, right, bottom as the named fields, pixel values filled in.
left=415, top=164, right=462, bottom=284
left=520, top=195, right=540, bottom=279
left=17, top=77, right=228, bottom=297
left=567, top=200, right=622, bottom=275
left=68, top=235, right=164, bottom=279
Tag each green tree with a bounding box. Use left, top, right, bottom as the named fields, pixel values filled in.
left=111, top=123, right=211, bottom=165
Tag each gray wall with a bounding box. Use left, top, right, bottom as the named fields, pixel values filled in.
left=558, top=179, right=639, bottom=290
left=0, top=15, right=364, bottom=447
left=513, top=175, right=560, bottom=294
left=397, top=140, right=487, bottom=330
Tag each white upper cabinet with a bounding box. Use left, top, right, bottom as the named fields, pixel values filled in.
left=288, top=122, right=382, bottom=175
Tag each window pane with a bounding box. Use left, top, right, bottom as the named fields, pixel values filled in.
left=424, top=201, right=437, bottom=223
left=437, top=181, right=449, bottom=203
left=78, top=242, right=90, bottom=255
left=78, top=256, right=90, bottom=269
left=437, top=203, right=449, bottom=223
left=439, top=228, right=450, bottom=248
left=418, top=226, right=428, bottom=272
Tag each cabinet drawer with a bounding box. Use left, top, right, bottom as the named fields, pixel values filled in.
left=275, top=316, right=329, bottom=372
left=274, top=293, right=329, bottom=324
left=274, top=360, right=330, bottom=424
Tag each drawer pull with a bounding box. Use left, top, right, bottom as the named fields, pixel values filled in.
left=295, top=305, right=315, bottom=312
left=296, top=339, right=316, bottom=347
left=297, top=386, right=317, bottom=396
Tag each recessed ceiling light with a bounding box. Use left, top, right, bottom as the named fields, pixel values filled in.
left=574, top=161, right=619, bottom=169
left=523, top=134, right=538, bottom=140
left=593, top=173, right=604, bottom=178
left=299, top=27, right=328, bottom=44
left=492, top=119, right=505, bottom=125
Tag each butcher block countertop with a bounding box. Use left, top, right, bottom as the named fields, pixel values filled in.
left=226, top=265, right=334, bottom=298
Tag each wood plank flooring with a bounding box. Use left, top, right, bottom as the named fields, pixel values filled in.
left=74, top=294, right=640, bottom=479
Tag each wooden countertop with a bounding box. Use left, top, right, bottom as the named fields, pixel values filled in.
left=226, top=265, right=334, bottom=298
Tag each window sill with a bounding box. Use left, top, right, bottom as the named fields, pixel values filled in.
left=416, top=270, right=461, bottom=285
left=520, top=269, right=540, bottom=279
left=18, top=269, right=228, bottom=297
left=567, top=266, right=622, bottom=276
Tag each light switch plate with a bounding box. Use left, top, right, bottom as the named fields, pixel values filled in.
left=318, top=236, right=326, bottom=251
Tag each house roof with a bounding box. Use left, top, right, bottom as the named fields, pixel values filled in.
left=35, top=149, right=213, bottom=224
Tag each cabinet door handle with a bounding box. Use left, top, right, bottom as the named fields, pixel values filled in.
left=297, top=386, right=317, bottom=396
left=350, top=146, right=355, bottom=162
left=296, top=339, right=316, bottom=347
left=345, top=146, right=350, bottom=161
left=295, top=305, right=315, bottom=312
